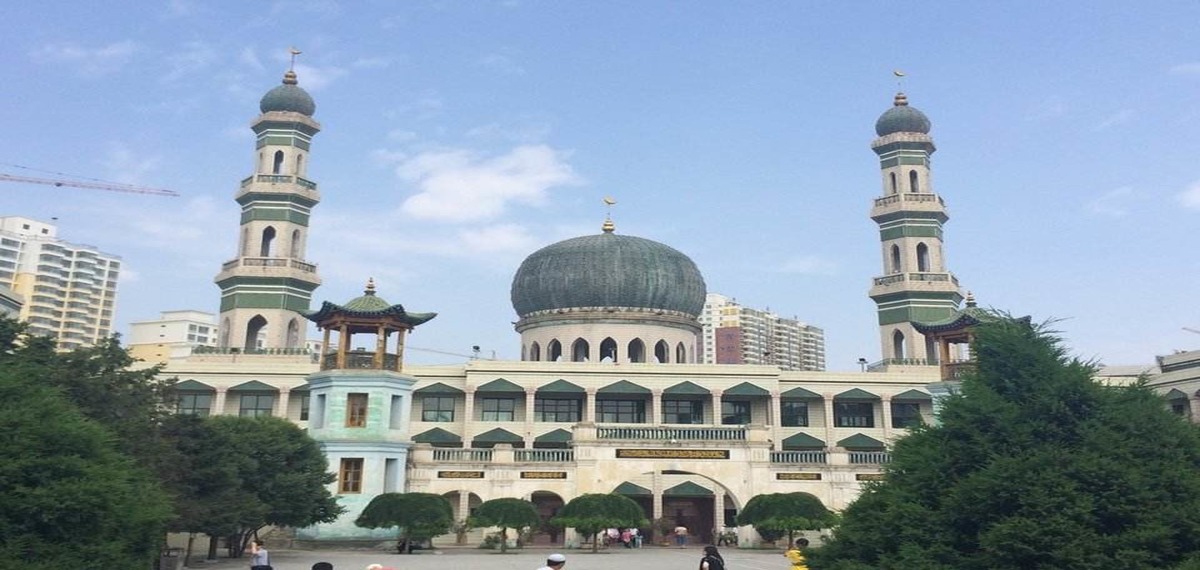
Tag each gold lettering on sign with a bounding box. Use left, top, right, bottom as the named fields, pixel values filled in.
left=520, top=471, right=568, bottom=480
left=438, top=471, right=485, bottom=479
left=776, top=473, right=822, bottom=481
left=855, top=473, right=884, bottom=481
left=615, top=449, right=730, bottom=459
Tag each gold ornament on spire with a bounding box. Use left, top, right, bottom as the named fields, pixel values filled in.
left=602, top=196, right=617, bottom=233
left=365, top=277, right=376, bottom=295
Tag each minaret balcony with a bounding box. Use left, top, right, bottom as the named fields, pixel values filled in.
left=220, top=257, right=318, bottom=273
left=240, top=174, right=319, bottom=190
left=870, top=193, right=947, bottom=222
left=870, top=272, right=960, bottom=297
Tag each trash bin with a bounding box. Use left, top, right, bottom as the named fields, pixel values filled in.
left=157, top=547, right=182, bottom=570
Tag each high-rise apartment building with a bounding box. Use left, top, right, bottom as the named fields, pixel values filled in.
left=0, top=216, right=121, bottom=350
left=699, top=293, right=825, bottom=371
left=127, top=310, right=218, bottom=363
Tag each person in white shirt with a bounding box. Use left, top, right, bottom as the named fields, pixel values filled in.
left=536, top=553, right=567, bottom=570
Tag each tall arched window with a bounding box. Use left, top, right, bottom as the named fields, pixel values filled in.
left=909, top=170, right=919, bottom=193
left=889, top=172, right=898, bottom=195
left=892, top=330, right=906, bottom=360
left=295, top=153, right=304, bottom=175
left=654, top=340, right=670, bottom=363
left=627, top=338, right=646, bottom=363
left=260, top=227, right=276, bottom=257
left=890, top=245, right=902, bottom=273
left=599, top=337, right=618, bottom=363
left=675, top=342, right=687, bottom=364
left=916, top=243, right=930, bottom=272
left=548, top=340, right=563, bottom=362
left=245, top=315, right=268, bottom=352
left=529, top=342, right=541, bottom=362
left=272, top=150, right=284, bottom=174
left=571, top=338, right=590, bottom=362
left=286, top=319, right=300, bottom=348
left=290, top=229, right=301, bottom=258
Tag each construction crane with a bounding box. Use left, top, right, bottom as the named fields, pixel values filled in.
left=0, top=172, right=179, bottom=197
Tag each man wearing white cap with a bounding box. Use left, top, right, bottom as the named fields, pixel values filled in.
left=536, top=553, right=567, bottom=570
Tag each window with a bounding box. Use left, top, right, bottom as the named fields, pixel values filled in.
left=422, top=396, right=455, bottom=422
left=177, top=393, right=212, bottom=417
left=909, top=170, right=919, bottom=192
left=338, top=458, right=363, bottom=493
left=916, top=243, right=930, bottom=272
left=238, top=394, right=274, bottom=417
left=272, top=150, right=284, bottom=174
left=721, top=401, right=751, bottom=425
left=535, top=398, right=580, bottom=422
left=346, top=393, right=368, bottom=427
left=260, top=227, right=276, bottom=257
left=597, top=399, right=645, bottom=423
left=891, top=402, right=922, bottom=428
left=781, top=401, right=808, bottom=427
left=663, top=400, right=703, bottom=424
left=835, top=402, right=874, bottom=427
left=1172, top=401, right=1190, bottom=416
left=481, top=398, right=516, bottom=421
left=300, top=394, right=311, bottom=421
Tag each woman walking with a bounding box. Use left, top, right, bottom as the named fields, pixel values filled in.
left=699, top=545, right=725, bottom=570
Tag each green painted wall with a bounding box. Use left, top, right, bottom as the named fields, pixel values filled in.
left=879, top=225, right=942, bottom=240
left=240, top=208, right=311, bottom=226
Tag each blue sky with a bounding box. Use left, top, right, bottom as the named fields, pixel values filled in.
left=3, top=1, right=1199, bottom=369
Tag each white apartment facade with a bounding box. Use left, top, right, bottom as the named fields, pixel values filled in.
left=700, top=293, right=826, bottom=371
left=0, top=216, right=120, bottom=350
left=127, top=310, right=218, bottom=363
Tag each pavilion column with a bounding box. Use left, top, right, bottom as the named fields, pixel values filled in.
left=396, top=329, right=407, bottom=372
left=823, top=394, right=835, bottom=446
left=651, top=389, right=663, bottom=426
left=584, top=388, right=597, bottom=423
left=321, top=327, right=331, bottom=368
left=880, top=396, right=893, bottom=439
left=213, top=387, right=228, bottom=416
left=375, top=324, right=386, bottom=368
left=336, top=324, right=348, bottom=368
left=275, top=387, right=291, bottom=419
left=710, top=389, right=724, bottom=425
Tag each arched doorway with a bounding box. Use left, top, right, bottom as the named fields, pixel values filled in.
left=529, top=491, right=566, bottom=545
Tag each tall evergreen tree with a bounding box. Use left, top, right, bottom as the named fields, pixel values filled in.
left=811, top=316, right=1200, bottom=570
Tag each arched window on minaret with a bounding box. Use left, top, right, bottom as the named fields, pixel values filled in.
left=272, top=150, right=284, bottom=174
left=628, top=338, right=646, bottom=363
left=548, top=339, right=562, bottom=362
left=529, top=342, right=541, bottom=361
left=909, top=170, right=920, bottom=193
left=889, top=172, right=898, bottom=195
left=571, top=338, right=590, bottom=362
left=600, top=337, right=617, bottom=363
left=892, top=330, right=906, bottom=360
left=245, top=315, right=268, bottom=352
left=290, top=229, right=301, bottom=258
left=890, top=245, right=902, bottom=274
left=260, top=227, right=277, bottom=257
left=286, top=319, right=300, bottom=348
left=295, top=153, right=304, bottom=176
left=916, top=243, right=930, bottom=272
left=258, top=152, right=264, bottom=172
left=676, top=342, right=687, bottom=363
left=654, top=340, right=670, bottom=363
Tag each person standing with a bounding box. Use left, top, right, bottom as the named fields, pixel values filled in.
left=536, top=553, right=567, bottom=570
left=249, top=540, right=270, bottom=570
left=674, top=524, right=689, bottom=548
left=784, top=537, right=810, bottom=570
left=699, top=545, right=725, bottom=570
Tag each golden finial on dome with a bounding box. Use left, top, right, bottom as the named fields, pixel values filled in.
left=602, top=196, right=617, bottom=233
left=965, top=291, right=976, bottom=307
left=365, top=277, right=376, bottom=295
left=282, top=47, right=302, bottom=84
left=894, top=92, right=908, bottom=107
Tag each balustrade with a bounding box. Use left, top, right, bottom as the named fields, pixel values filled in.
left=769, top=451, right=827, bottom=464
left=849, top=451, right=891, bottom=464
left=596, top=426, right=746, bottom=441
left=432, top=448, right=493, bottom=462
left=514, top=449, right=574, bottom=462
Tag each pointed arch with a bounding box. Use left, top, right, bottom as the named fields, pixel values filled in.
left=627, top=338, right=646, bottom=363
left=889, top=172, right=898, bottom=195
left=295, top=153, right=304, bottom=175
left=272, top=150, right=284, bottom=174
left=909, top=170, right=919, bottom=192
left=892, top=330, right=906, bottom=360
left=260, top=226, right=276, bottom=257
left=548, top=339, right=563, bottom=362
left=286, top=319, right=301, bottom=348
left=654, top=340, right=670, bottom=363
left=599, top=337, right=618, bottom=363
left=529, top=341, right=541, bottom=362
left=245, top=315, right=268, bottom=352
left=890, top=244, right=902, bottom=273
left=290, top=229, right=302, bottom=258
left=916, top=242, right=930, bottom=272
left=571, top=338, right=590, bottom=362
left=676, top=342, right=687, bottom=364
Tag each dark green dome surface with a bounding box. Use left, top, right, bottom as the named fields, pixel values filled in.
left=875, top=93, right=930, bottom=136
left=260, top=71, right=316, bottom=116
left=511, top=232, right=707, bottom=317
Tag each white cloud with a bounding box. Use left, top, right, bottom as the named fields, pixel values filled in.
left=456, top=224, right=538, bottom=254
left=239, top=47, right=265, bottom=71
left=393, top=145, right=582, bottom=222
left=777, top=255, right=838, bottom=276
left=163, top=41, right=217, bottom=82
left=1095, top=109, right=1135, bottom=131
left=1178, top=180, right=1200, bottom=210
left=30, top=40, right=137, bottom=76
left=1169, top=62, right=1200, bottom=75
left=1086, top=186, right=1134, bottom=218
left=291, top=62, right=347, bottom=91
left=478, top=53, right=526, bottom=75
left=99, top=143, right=160, bottom=185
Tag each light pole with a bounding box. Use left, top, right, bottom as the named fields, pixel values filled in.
left=857, top=357, right=868, bottom=372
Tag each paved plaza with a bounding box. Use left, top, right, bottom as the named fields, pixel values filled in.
left=176, top=545, right=792, bottom=570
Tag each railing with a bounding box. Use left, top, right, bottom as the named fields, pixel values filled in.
left=321, top=351, right=400, bottom=371
left=770, top=451, right=827, bottom=464
left=433, top=448, right=493, bottom=462
left=514, top=449, right=574, bottom=462
left=597, top=426, right=747, bottom=441
left=849, top=451, right=891, bottom=464
left=240, top=174, right=319, bottom=189
left=220, top=258, right=318, bottom=273
left=945, top=361, right=975, bottom=379
left=193, top=346, right=312, bottom=355
left=866, top=357, right=935, bottom=371
left=872, top=272, right=959, bottom=287
left=873, top=193, right=944, bottom=208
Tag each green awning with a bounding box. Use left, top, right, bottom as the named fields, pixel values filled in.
left=724, top=381, right=770, bottom=397
left=838, top=433, right=885, bottom=450
left=782, top=432, right=825, bottom=450
left=664, top=381, right=709, bottom=396
left=613, top=482, right=651, bottom=496
left=228, top=380, right=278, bottom=392
left=476, top=378, right=525, bottom=394
left=414, top=382, right=464, bottom=395
left=534, top=429, right=573, bottom=444
left=891, top=389, right=931, bottom=401
left=834, top=388, right=879, bottom=401
left=537, top=379, right=585, bottom=395
left=1167, top=388, right=1189, bottom=400
left=664, top=481, right=714, bottom=497
left=172, top=379, right=214, bottom=392
left=472, top=428, right=523, bottom=445
left=597, top=380, right=651, bottom=395
left=413, top=427, right=462, bottom=444
left=290, top=383, right=310, bottom=392
left=781, top=386, right=821, bottom=399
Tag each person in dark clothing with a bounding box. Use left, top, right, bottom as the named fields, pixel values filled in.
left=699, top=545, right=725, bottom=570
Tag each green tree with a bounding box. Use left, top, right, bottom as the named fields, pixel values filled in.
left=811, top=316, right=1200, bottom=570
left=469, top=498, right=541, bottom=553
left=356, top=492, right=455, bottom=553
left=552, top=493, right=646, bottom=553
left=205, top=415, right=342, bottom=557
left=0, top=320, right=171, bottom=569
left=737, top=492, right=835, bottom=545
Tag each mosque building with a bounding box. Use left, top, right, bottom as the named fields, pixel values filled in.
left=165, top=68, right=968, bottom=547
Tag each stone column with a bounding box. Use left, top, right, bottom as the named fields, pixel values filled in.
left=823, top=394, right=835, bottom=446
left=651, top=469, right=663, bottom=522
left=710, top=389, right=724, bottom=425
left=463, top=388, right=476, bottom=440
left=714, top=491, right=726, bottom=539
left=458, top=488, right=471, bottom=522
left=275, top=387, right=291, bottom=419
left=524, top=389, right=537, bottom=436
left=584, top=388, right=597, bottom=422
left=651, top=389, right=663, bottom=426
left=770, top=389, right=782, bottom=429
left=213, top=387, right=228, bottom=416
left=880, top=396, right=893, bottom=439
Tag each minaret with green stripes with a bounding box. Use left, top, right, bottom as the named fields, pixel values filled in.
left=868, top=92, right=963, bottom=364
left=214, top=67, right=322, bottom=351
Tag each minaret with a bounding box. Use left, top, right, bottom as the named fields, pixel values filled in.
left=867, top=92, right=963, bottom=364
left=214, top=65, right=322, bottom=350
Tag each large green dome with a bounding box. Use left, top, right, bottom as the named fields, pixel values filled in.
left=875, top=92, right=930, bottom=136
left=511, top=231, right=707, bottom=317
left=259, top=70, right=316, bottom=116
